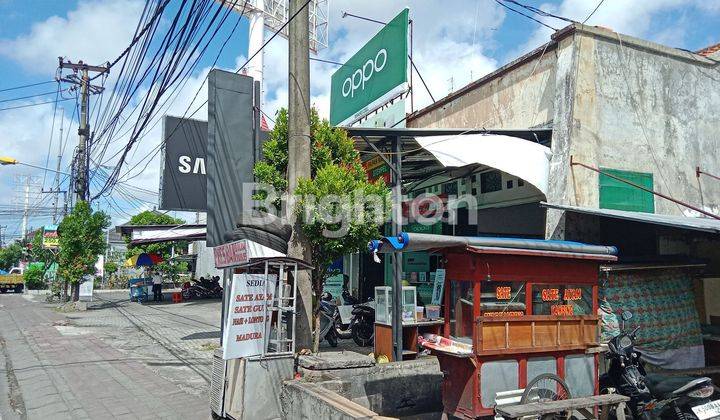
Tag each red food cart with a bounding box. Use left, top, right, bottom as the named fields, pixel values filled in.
left=370, top=233, right=617, bottom=419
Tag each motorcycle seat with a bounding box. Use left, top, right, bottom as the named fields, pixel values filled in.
left=645, top=374, right=710, bottom=398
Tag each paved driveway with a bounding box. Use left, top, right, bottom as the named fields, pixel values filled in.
left=0, top=291, right=222, bottom=419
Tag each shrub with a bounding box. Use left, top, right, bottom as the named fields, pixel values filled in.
left=24, top=265, right=47, bottom=290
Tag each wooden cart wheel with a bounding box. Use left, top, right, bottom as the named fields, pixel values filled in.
left=521, top=372, right=572, bottom=404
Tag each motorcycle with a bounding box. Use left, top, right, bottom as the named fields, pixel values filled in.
left=349, top=297, right=375, bottom=347
left=182, top=277, right=223, bottom=300
left=317, top=292, right=339, bottom=347
left=335, top=289, right=360, bottom=339
left=600, top=311, right=718, bottom=419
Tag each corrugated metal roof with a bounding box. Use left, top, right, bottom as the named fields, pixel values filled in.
left=697, top=43, right=720, bottom=57
left=541, top=202, right=720, bottom=234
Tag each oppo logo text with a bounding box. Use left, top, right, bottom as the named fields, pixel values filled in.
left=342, top=49, right=388, bottom=98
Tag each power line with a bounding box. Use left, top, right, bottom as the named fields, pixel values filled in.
left=582, top=0, right=605, bottom=24
left=0, top=88, right=68, bottom=103
left=494, top=0, right=558, bottom=31
left=0, top=97, right=73, bottom=112
left=0, top=80, right=56, bottom=93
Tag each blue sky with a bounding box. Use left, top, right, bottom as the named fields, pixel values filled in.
left=0, top=0, right=718, bottom=240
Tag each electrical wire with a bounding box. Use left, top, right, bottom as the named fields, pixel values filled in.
left=0, top=97, right=73, bottom=112
left=494, top=0, right=558, bottom=31
left=0, top=80, right=56, bottom=93
left=0, top=88, right=68, bottom=103
left=582, top=0, right=605, bottom=24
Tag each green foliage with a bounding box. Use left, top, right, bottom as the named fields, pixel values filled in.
left=23, top=264, right=46, bottom=290
left=124, top=210, right=189, bottom=279
left=30, top=230, right=56, bottom=276
left=254, top=108, right=390, bottom=293
left=0, top=243, right=24, bottom=271
left=104, top=261, right=118, bottom=275
left=57, top=201, right=110, bottom=286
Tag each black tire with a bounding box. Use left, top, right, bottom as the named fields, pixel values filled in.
left=326, top=330, right=338, bottom=347
left=182, top=289, right=193, bottom=300
left=14, top=285, right=23, bottom=293
left=351, top=321, right=374, bottom=347
left=521, top=373, right=572, bottom=404
left=0, top=288, right=7, bottom=294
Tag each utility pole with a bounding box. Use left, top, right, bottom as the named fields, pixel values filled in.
left=21, top=177, right=30, bottom=241
left=0, top=225, right=6, bottom=248
left=58, top=58, right=108, bottom=203
left=41, top=109, right=67, bottom=224
left=287, top=0, right=313, bottom=350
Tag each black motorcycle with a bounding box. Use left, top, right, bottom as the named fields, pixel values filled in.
left=349, top=298, right=375, bottom=347
left=600, top=311, right=718, bottom=419
left=335, top=289, right=359, bottom=339
left=182, top=277, right=223, bottom=300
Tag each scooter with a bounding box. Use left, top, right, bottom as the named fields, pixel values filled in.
left=317, top=292, right=339, bottom=347
left=181, top=277, right=223, bottom=300
left=349, top=297, right=375, bottom=347
left=600, top=311, right=718, bottom=419
left=335, top=289, right=360, bottom=339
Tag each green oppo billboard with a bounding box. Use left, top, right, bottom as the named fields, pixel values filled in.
left=330, top=8, right=408, bottom=125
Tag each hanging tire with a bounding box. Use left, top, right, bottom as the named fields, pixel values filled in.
left=182, top=289, right=193, bottom=300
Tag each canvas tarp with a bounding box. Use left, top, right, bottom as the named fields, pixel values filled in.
left=599, top=267, right=704, bottom=369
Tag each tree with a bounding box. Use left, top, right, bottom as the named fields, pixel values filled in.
left=254, top=108, right=390, bottom=351
left=30, top=230, right=56, bottom=277
left=0, top=243, right=24, bottom=271
left=124, top=210, right=189, bottom=280
left=104, top=261, right=118, bottom=287
left=58, top=201, right=110, bottom=301
left=23, top=264, right=46, bottom=290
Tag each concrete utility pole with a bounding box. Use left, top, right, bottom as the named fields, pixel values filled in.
left=0, top=225, right=6, bottom=248
left=287, top=0, right=313, bottom=350
left=21, top=177, right=30, bottom=240
left=58, top=58, right=109, bottom=203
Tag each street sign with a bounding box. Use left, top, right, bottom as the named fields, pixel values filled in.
left=159, top=116, right=208, bottom=212
left=42, top=225, right=59, bottom=249
left=330, top=8, right=409, bottom=126
left=213, top=240, right=249, bottom=268
left=222, top=273, right=278, bottom=359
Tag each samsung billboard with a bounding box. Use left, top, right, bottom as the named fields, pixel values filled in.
left=159, top=116, right=208, bottom=212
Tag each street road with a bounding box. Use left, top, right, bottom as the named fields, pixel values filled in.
left=0, top=292, right=221, bottom=419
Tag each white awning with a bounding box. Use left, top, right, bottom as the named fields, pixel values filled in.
left=415, top=134, right=552, bottom=196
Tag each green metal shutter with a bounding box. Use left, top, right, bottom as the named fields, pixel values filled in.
left=599, top=168, right=655, bottom=213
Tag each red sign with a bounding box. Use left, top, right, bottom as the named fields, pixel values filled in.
left=496, top=286, right=511, bottom=300
left=563, top=288, right=582, bottom=301
left=484, top=311, right=524, bottom=317
left=551, top=304, right=574, bottom=316
left=541, top=288, right=559, bottom=301
left=214, top=240, right=248, bottom=268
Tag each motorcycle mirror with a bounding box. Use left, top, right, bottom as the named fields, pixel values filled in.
left=621, top=311, right=633, bottom=321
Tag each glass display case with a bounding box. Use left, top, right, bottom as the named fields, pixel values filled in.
left=375, top=286, right=417, bottom=325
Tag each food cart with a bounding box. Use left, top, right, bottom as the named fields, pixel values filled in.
left=370, top=233, right=618, bottom=419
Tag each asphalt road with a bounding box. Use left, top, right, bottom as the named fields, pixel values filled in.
left=0, top=291, right=222, bottom=419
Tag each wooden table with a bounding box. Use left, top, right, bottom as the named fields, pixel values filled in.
left=495, top=394, right=630, bottom=420
left=374, top=319, right=444, bottom=362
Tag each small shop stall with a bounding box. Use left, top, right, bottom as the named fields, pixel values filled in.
left=124, top=253, right=164, bottom=303
left=209, top=239, right=313, bottom=420
left=370, top=232, right=617, bottom=419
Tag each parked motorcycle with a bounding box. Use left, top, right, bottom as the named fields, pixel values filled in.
left=349, top=298, right=375, bottom=347
left=335, top=289, right=359, bottom=339
left=600, top=311, right=718, bottom=419
left=181, top=276, right=223, bottom=300
left=318, top=292, right=339, bottom=347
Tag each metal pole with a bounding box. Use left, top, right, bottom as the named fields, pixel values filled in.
left=77, top=68, right=89, bottom=203
left=52, top=108, right=64, bottom=223
left=287, top=0, right=313, bottom=350
left=391, top=135, right=404, bottom=362
left=220, top=268, right=231, bottom=345
left=21, top=178, right=29, bottom=240
left=409, top=19, right=414, bottom=113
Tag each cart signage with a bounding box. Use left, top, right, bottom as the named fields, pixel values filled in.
left=551, top=304, right=574, bottom=316
left=563, top=288, right=582, bottom=300
left=214, top=240, right=248, bottom=268
left=541, top=288, right=559, bottom=301
left=431, top=269, right=446, bottom=305
left=495, top=287, right=511, bottom=300
left=223, top=273, right=277, bottom=359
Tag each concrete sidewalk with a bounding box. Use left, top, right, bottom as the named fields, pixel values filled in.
left=0, top=292, right=217, bottom=419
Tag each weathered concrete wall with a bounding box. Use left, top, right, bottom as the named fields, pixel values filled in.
left=557, top=26, right=720, bottom=222
left=280, top=380, right=392, bottom=420
left=408, top=43, right=557, bottom=130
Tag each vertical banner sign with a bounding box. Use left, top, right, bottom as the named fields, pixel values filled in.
left=207, top=70, right=256, bottom=247
left=431, top=268, right=446, bottom=305
left=223, top=273, right=278, bottom=360
left=330, top=8, right=409, bottom=125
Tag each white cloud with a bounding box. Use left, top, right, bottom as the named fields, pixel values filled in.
left=0, top=0, right=145, bottom=75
